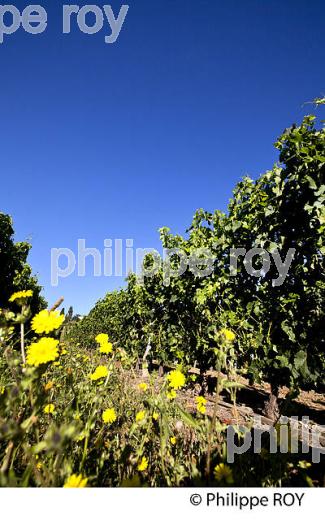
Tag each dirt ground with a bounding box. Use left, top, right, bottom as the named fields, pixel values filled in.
left=141, top=364, right=325, bottom=430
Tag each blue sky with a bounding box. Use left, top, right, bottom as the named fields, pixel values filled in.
left=1, top=0, right=324, bottom=314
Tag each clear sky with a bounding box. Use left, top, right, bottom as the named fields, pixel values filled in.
left=1, top=0, right=324, bottom=314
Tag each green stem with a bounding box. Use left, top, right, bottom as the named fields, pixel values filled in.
left=206, top=367, right=221, bottom=480
left=20, top=322, right=26, bottom=364
left=81, top=434, right=89, bottom=470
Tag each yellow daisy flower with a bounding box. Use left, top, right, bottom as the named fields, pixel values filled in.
left=95, top=333, right=113, bottom=354
left=26, top=338, right=60, bottom=367
left=44, top=404, right=55, bottom=414
left=64, top=474, right=88, bottom=488
left=9, top=290, right=33, bottom=303
left=99, top=342, right=113, bottom=354
left=31, top=310, right=65, bottom=334
left=95, top=333, right=109, bottom=344
left=136, top=410, right=146, bottom=423
left=167, top=389, right=177, bottom=400
left=167, top=370, right=186, bottom=390
left=170, top=436, right=177, bottom=445
left=138, top=382, right=148, bottom=391
left=137, top=456, right=148, bottom=472
left=89, top=365, right=108, bottom=381
left=196, top=396, right=207, bottom=414
left=219, top=328, right=236, bottom=342
left=102, top=408, right=117, bottom=424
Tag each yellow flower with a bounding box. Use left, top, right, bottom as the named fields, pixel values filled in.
left=89, top=365, right=108, bottom=381
left=26, top=338, right=60, bottom=367
left=9, top=290, right=33, bottom=303
left=64, top=474, right=88, bottom=488
left=44, top=404, right=55, bottom=414
left=36, top=462, right=43, bottom=470
left=95, top=333, right=109, bottom=345
left=167, top=389, right=177, bottom=400
left=73, top=412, right=81, bottom=420
left=99, top=342, right=113, bottom=354
left=167, top=370, right=186, bottom=390
left=152, top=412, right=159, bottom=421
left=196, top=396, right=207, bottom=414
left=136, top=410, right=146, bottom=423
left=138, top=382, right=148, bottom=391
left=102, top=408, right=117, bottom=424
left=170, top=436, right=177, bottom=445
left=96, top=334, right=113, bottom=354
left=214, top=463, right=234, bottom=484
left=137, top=456, right=148, bottom=472
left=44, top=381, right=54, bottom=391
left=31, top=310, right=65, bottom=334
left=220, top=328, right=236, bottom=342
